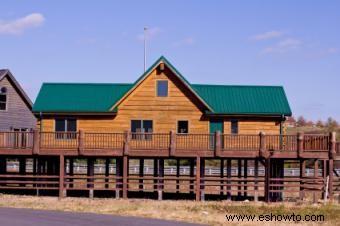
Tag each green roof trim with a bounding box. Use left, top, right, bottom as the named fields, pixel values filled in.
left=32, top=56, right=292, bottom=116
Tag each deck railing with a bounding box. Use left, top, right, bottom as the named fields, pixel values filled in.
left=40, top=132, right=79, bottom=149
left=0, top=130, right=335, bottom=154
left=0, top=131, right=33, bottom=149
left=176, top=134, right=214, bottom=150
left=130, top=133, right=170, bottom=150
left=222, top=134, right=260, bottom=151
left=84, top=132, right=124, bottom=149
left=265, top=135, right=297, bottom=152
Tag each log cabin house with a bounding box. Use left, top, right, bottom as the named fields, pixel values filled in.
left=0, top=56, right=338, bottom=202
left=32, top=56, right=292, bottom=136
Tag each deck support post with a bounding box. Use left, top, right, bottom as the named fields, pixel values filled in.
left=328, top=132, right=336, bottom=200
left=195, top=156, right=201, bottom=201
left=176, top=159, right=180, bottom=193
left=139, top=158, right=144, bottom=192
left=264, top=158, right=270, bottom=202
left=200, top=158, right=205, bottom=201
left=215, top=131, right=222, bottom=156
left=244, top=159, right=248, bottom=198
left=254, top=158, right=259, bottom=202
left=189, top=158, right=194, bottom=195
left=153, top=158, right=158, bottom=191
left=69, top=158, right=74, bottom=188
left=226, top=159, right=231, bottom=200
left=237, top=159, right=242, bottom=199
left=87, top=158, right=95, bottom=198
left=19, top=157, right=26, bottom=187
left=270, top=159, right=284, bottom=202
left=115, top=158, right=122, bottom=199
left=158, top=158, right=164, bottom=201
left=220, top=159, right=224, bottom=196
left=122, top=156, right=128, bottom=199
left=0, top=157, right=6, bottom=174
left=313, top=159, right=319, bottom=203
left=105, top=158, right=110, bottom=189
left=59, top=155, right=65, bottom=199
left=299, top=159, right=305, bottom=201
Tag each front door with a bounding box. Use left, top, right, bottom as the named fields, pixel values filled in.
left=209, top=119, right=224, bottom=149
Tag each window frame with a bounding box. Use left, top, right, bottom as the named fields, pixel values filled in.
left=0, top=87, right=7, bottom=111
left=54, top=118, right=77, bottom=139
left=156, top=80, right=169, bottom=97
left=131, top=119, right=153, bottom=140
left=231, top=119, right=239, bottom=135
left=177, top=120, right=189, bottom=134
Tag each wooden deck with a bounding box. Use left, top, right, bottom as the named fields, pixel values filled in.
left=0, top=130, right=338, bottom=202
left=0, top=130, right=336, bottom=158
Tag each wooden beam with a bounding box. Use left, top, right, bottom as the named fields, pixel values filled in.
left=122, top=156, right=128, bottom=199
left=176, top=158, right=180, bottom=194
left=237, top=159, right=242, bottom=198
left=200, top=158, right=205, bottom=201
left=196, top=156, right=201, bottom=201
left=139, top=158, right=144, bottom=192
left=32, top=129, right=40, bottom=155
left=190, top=158, right=194, bottom=195
left=116, top=158, right=122, bottom=199
left=299, top=159, right=305, bottom=201
left=69, top=158, right=74, bottom=188
left=264, top=158, right=270, bottom=202
left=87, top=158, right=95, bottom=198
left=78, top=130, right=85, bottom=155
left=105, top=158, right=110, bottom=189
left=297, top=132, right=304, bottom=158
left=313, top=159, right=319, bottom=203
left=158, top=158, right=164, bottom=200
left=220, top=159, right=224, bottom=196
left=226, top=159, right=231, bottom=200
left=244, top=159, right=248, bottom=198
left=58, top=155, right=65, bottom=199
left=254, top=159, right=259, bottom=202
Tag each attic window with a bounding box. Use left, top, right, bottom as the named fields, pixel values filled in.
left=0, top=87, right=7, bottom=110
left=156, top=80, right=168, bottom=97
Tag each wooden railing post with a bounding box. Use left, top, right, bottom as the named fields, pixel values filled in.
left=196, top=156, right=201, bottom=201
left=123, top=131, right=130, bottom=155
left=328, top=132, right=336, bottom=200
left=215, top=131, right=221, bottom=156
left=32, top=129, right=40, bottom=155
left=78, top=130, right=85, bottom=155
left=169, top=130, right=176, bottom=156
left=297, top=132, right=304, bottom=158
left=259, top=132, right=268, bottom=158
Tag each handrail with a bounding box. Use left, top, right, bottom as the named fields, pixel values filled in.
left=0, top=130, right=336, bottom=154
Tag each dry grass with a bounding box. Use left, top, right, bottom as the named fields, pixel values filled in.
left=0, top=194, right=339, bottom=225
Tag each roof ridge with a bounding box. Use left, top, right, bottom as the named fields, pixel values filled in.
left=192, top=84, right=284, bottom=88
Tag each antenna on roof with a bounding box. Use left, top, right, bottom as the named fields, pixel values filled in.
left=144, top=27, right=147, bottom=72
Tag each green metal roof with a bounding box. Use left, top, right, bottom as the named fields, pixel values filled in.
left=32, top=56, right=292, bottom=116
left=33, top=83, right=132, bottom=113
left=192, top=84, right=292, bottom=116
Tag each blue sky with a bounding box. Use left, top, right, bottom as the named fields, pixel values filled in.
left=0, top=1, right=339, bottom=121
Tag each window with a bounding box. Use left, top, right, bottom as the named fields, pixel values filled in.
left=177, top=120, right=189, bottom=134
left=231, top=120, right=238, bottom=134
left=131, top=120, right=153, bottom=139
left=55, top=118, right=77, bottom=139
left=156, top=80, right=168, bottom=97
left=0, top=87, right=7, bottom=110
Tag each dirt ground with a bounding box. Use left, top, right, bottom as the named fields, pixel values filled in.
left=0, top=194, right=339, bottom=226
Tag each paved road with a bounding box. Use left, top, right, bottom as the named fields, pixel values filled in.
left=0, top=207, right=204, bottom=226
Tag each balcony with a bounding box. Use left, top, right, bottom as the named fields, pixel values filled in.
left=0, top=130, right=337, bottom=159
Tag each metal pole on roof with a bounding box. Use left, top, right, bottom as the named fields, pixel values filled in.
left=144, top=27, right=147, bottom=72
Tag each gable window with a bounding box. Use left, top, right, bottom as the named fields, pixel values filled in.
left=131, top=120, right=153, bottom=139
left=0, top=87, right=7, bottom=111
left=177, top=120, right=189, bottom=134
left=231, top=119, right=238, bottom=134
left=156, top=80, right=168, bottom=97
left=55, top=118, right=77, bottom=139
